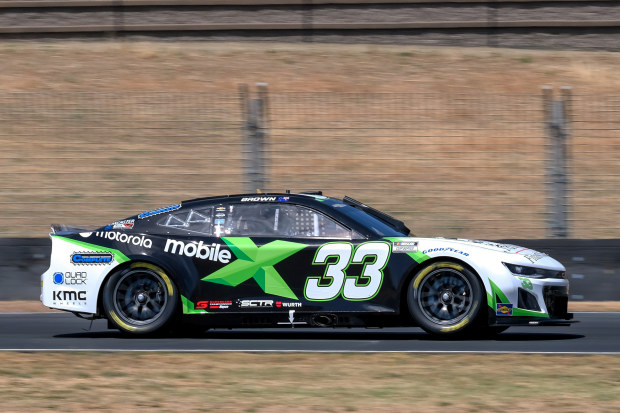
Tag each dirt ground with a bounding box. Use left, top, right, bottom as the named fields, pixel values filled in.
left=2, top=41, right=620, bottom=94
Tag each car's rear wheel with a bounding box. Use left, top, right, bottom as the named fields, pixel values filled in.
left=407, top=261, right=483, bottom=336
left=103, top=263, right=178, bottom=335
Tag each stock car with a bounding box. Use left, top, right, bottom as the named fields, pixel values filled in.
left=41, top=192, right=573, bottom=336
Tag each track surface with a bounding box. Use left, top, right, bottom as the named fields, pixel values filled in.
left=0, top=312, right=618, bottom=353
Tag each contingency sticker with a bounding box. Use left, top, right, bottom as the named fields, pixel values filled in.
left=496, top=303, right=513, bottom=316
left=392, top=241, right=418, bottom=253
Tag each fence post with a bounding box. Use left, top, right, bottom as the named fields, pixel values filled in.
left=487, top=0, right=499, bottom=48
left=240, top=83, right=269, bottom=193
left=543, top=86, right=571, bottom=238
left=302, top=0, right=314, bottom=43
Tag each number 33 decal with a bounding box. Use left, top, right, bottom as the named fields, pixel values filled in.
left=304, top=242, right=391, bottom=301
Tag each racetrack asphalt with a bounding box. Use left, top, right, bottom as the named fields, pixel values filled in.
left=0, top=312, right=618, bottom=353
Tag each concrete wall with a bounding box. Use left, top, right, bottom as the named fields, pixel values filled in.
left=1, top=238, right=618, bottom=301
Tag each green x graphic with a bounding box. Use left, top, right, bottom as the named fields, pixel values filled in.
left=201, top=237, right=307, bottom=300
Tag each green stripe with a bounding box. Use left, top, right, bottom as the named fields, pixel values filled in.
left=407, top=250, right=430, bottom=263
left=488, top=279, right=510, bottom=307
left=54, top=235, right=130, bottom=264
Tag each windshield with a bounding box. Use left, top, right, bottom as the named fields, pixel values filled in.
left=328, top=202, right=408, bottom=237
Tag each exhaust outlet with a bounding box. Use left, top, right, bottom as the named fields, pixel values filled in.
left=312, top=314, right=336, bottom=327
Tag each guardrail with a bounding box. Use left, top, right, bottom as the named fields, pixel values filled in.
left=1, top=0, right=619, bottom=50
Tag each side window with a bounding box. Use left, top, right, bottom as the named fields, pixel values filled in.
left=157, top=207, right=213, bottom=235
left=281, top=205, right=350, bottom=239
left=217, top=203, right=351, bottom=239
left=222, top=204, right=278, bottom=237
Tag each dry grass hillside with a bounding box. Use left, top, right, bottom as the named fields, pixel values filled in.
left=2, top=41, right=620, bottom=93
left=1, top=41, right=619, bottom=240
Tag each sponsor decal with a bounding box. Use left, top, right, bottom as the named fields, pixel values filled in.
left=164, top=239, right=232, bottom=264
left=215, top=213, right=226, bottom=218
left=195, top=300, right=233, bottom=310
left=275, top=301, right=302, bottom=308
left=471, top=240, right=522, bottom=253
left=214, top=218, right=225, bottom=225
left=71, top=252, right=113, bottom=265
left=79, top=232, right=92, bottom=238
left=392, top=241, right=418, bottom=253
left=53, top=271, right=87, bottom=285
left=53, top=272, right=63, bottom=285
left=519, top=277, right=534, bottom=290
left=138, top=204, right=181, bottom=219
left=523, top=252, right=547, bottom=263
left=241, top=197, right=277, bottom=202
left=216, top=206, right=226, bottom=212
left=202, top=237, right=307, bottom=300
left=53, top=290, right=87, bottom=301
left=496, top=303, right=513, bottom=316
left=104, top=219, right=135, bottom=230
left=422, top=247, right=469, bottom=257
left=277, top=196, right=290, bottom=202
left=95, top=231, right=152, bottom=248
left=238, top=299, right=273, bottom=308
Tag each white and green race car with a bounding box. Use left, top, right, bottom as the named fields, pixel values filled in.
left=41, top=192, right=573, bottom=336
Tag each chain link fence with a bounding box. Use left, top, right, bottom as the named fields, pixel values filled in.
left=266, top=91, right=548, bottom=239
left=0, top=91, right=244, bottom=237
left=571, top=94, right=620, bottom=238
left=1, top=89, right=618, bottom=239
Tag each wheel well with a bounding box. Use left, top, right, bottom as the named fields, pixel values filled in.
left=96, top=260, right=180, bottom=316
left=399, top=256, right=485, bottom=322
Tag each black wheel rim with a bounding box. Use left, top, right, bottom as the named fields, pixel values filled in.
left=417, top=268, right=473, bottom=325
left=113, top=268, right=168, bottom=326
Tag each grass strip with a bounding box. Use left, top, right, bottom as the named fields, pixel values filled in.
left=0, top=353, right=619, bottom=412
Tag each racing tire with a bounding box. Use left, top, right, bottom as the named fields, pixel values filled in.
left=407, top=261, right=484, bottom=336
left=103, top=263, right=178, bottom=335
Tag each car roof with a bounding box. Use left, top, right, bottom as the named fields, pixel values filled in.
left=178, top=192, right=410, bottom=236
left=180, top=192, right=329, bottom=206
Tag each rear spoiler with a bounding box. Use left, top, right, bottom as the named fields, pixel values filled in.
left=51, top=224, right=94, bottom=235
left=342, top=196, right=411, bottom=235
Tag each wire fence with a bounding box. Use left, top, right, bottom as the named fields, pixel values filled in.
left=570, top=94, right=620, bottom=238
left=0, top=91, right=244, bottom=237
left=266, top=92, right=549, bottom=239
left=0, top=89, right=618, bottom=239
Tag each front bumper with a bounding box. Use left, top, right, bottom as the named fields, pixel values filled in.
left=491, top=283, right=575, bottom=326
left=493, top=313, right=575, bottom=327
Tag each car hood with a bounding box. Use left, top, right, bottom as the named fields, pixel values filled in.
left=420, top=238, right=564, bottom=269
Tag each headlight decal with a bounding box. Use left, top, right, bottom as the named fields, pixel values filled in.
left=503, top=262, right=565, bottom=279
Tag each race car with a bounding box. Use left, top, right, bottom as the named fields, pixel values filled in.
left=41, top=192, right=573, bottom=336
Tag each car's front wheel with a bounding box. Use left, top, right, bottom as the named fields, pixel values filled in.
left=407, top=261, right=483, bottom=336
left=103, top=263, right=178, bottom=335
